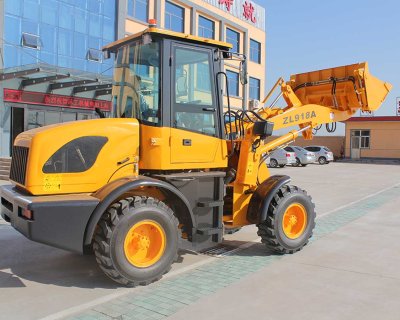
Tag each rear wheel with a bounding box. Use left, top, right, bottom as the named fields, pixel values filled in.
left=93, top=196, right=179, bottom=287
left=269, top=159, right=278, bottom=168
left=318, top=156, right=327, bottom=165
left=257, top=185, right=316, bottom=254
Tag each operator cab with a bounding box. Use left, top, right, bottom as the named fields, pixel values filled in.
left=103, top=23, right=235, bottom=138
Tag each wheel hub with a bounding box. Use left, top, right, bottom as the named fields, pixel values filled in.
left=282, top=203, right=307, bottom=239
left=124, top=220, right=166, bottom=268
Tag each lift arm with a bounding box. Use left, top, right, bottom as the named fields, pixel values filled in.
left=227, top=62, right=392, bottom=226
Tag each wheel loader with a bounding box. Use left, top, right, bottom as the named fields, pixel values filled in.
left=0, top=23, right=392, bottom=286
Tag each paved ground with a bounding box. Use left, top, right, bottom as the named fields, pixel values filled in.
left=1, top=162, right=400, bottom=320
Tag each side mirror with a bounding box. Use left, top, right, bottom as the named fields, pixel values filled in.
left=239, top=59, right=248, bottom=85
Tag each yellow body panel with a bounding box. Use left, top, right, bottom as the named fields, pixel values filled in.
left=14, top=118, right=140, bottom=195
left=139, top=125, right=227, bottom=170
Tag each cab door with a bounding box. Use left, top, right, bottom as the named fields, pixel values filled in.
left=170, top=43, right=224, bottom=164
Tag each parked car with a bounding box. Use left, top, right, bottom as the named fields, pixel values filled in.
left=267, top=149, right=297, bottom=168
left=284, top=146, right=316, bottom=167
left=304, top=146, right=334, bottom=164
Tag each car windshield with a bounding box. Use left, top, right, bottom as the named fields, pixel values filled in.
left=323, top=147, right=331, bottom=152
left=294, top=147, right=306, bottom=152
left=112, top=39, right=161, bottom=125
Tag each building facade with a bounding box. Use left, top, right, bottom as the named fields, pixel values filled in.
left=345, top=116, right=400, bottom=160
left=0, top=0, right=118, bottom=157
left=118, top=0, right=266, bottom=110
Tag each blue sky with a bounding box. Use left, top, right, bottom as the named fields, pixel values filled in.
left=251, top=0, right=399, bottom=133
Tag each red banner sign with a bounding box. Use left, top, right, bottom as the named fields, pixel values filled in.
left=3, top=89, right=111, bottom=111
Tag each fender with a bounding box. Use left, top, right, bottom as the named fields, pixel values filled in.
left=247, top=175, right=291, bottom=224
left=83, top=175, right=195, bottom=248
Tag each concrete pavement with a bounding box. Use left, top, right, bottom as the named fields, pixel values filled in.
left=1, top=163, right=400, bottom=320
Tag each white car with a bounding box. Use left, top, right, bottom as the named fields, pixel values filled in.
left=304, top=146, right=334, bottom=164
left=284, top=146, right=316, bottom=167
left=267, top=149, right=297, bottom=168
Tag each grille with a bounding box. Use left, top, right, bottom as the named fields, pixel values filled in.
left=10, top=146, right=29, bottom=185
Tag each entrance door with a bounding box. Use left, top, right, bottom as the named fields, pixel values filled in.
left=170, top=43, right=221, bottom=164
left=11, top=107, right=24, bottom=148
left=350, top=130, right=361, bottom=159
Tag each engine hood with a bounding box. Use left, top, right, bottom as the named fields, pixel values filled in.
left=12, top=118, right=140, bottom=195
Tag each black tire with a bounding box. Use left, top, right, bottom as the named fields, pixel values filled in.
left=318, top=156, right=327, bottom=165
left=279, top=164, right=286, bottom=168
left=301, top=163, right=308, bottom=167
left=93, top=196, right=179, bottom=287
left=269, top=159, right=278, bottom=168
left=292, top=158, right=301, bottom=167
left=257, top=185, right=316, bottom=254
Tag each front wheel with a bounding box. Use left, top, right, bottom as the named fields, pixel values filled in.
left=257, top=185, right=316, bottom=254
left=318, top=156, right=327, bottom=165
left=93, top=196, right=179, bottom=286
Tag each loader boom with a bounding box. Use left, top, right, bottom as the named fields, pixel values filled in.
left=225, top=62, right=392, bottom=226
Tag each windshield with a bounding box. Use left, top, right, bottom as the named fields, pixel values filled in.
left=112, top=40, right=161, bottom=125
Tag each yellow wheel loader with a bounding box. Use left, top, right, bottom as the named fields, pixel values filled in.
left=0, top=24, right=392, bottom=286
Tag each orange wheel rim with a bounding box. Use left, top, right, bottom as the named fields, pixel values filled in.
left=282, top=203, right=307, bottom=239
left=124, top=220, right=166, bottom=268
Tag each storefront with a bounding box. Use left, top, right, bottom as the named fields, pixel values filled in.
left=0, top=64, right=112, bottom=157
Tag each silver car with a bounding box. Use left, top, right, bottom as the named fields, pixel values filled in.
left=284, top=146, right=316, bottom=167
left=304, top=146, right=334, bottom=164
left=267, top=149, right=297, bottom=168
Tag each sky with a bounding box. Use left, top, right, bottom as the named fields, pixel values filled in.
left=251, top=0, right=400, bottom=135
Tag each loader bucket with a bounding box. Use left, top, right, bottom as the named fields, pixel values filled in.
left=289, top=62, right=392, bottom=112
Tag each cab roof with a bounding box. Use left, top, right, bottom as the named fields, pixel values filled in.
left=103, top=27, right=233, bottom=53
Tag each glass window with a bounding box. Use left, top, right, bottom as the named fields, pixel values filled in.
left=249, top=77, right=260, bottom=100
left=89, top=13, right=101, bottom=37
left=23, top=0, right=39, bottom=21
left=250, top=39, right=261, bottom=63
left=165, top=1, right=184, bottom=33
left=226, top=70, right=239, bottom=97
left=40, top=24, right=57, bottom=53
left=198, top=16, right=214, bottom=39
left=196, top=63, right=211, bottom=91
left=88, top=0, right=100, bottom=14
left=40, top=52, right=56, bottom=65
left=4, top=44, right=21, bottom=68
left=173, top=47, right=216, bottom=136
left=41, top=0, right=58, bottom=25
left=73, top=32, right=87, bottom=58
left=351, top=130, right=370, bottom=149
left=74, top=8, right=87, bottom=33
left=4, top=15, right=21, bottom=45
left=59, top=3, right=74, bottom=29
left=5, top=0, right=22, bottom=16
left=226, top=28, right=240, bottom=53
left=128, top=0, right=148, bottom=22
left=58, top=28, right=73, bottom=56
left=21, top=33, right=42, bottom=50
left=87, top=48, right=102, bottom=62
left=104, top=0, right=116, bottom=18
left=113, top=41, right=161, bottom=125
left=46, top=111, right=60, bottom=125
left=27, top=110, right=45, bottom=130
left=103, top=16, right=115, bottom=41
left=61, top=113, right=77, bottom=123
